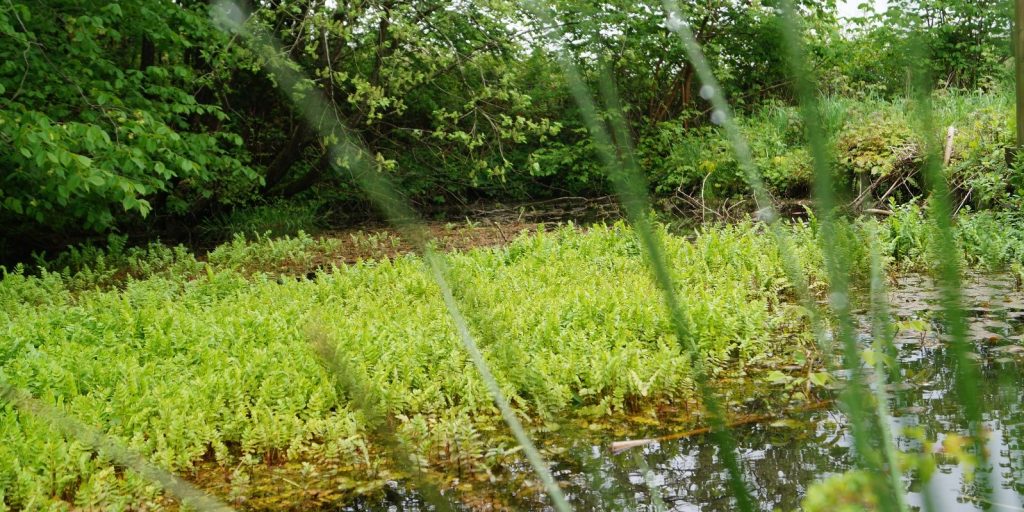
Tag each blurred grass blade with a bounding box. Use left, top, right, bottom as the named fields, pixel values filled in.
left=867, top=225, right=910, bottom=512
left=522, top=3, right=756, bottom=510
left=0, top=381, right=233, bottom=512
left=778, top=0, right=884, bottom=471
left=211, top=2, right=572, bottom=510
left=777, top=1, right=899, bottom=508
left=663, top=0, right=900, bottom=502
left=904, top=30, right=992, bottom=495
left=309, top=326, right=459, bottom=512
left=660, top=0, right=828, bottom=350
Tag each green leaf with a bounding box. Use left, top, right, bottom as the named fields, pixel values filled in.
left=67, top=173, right=82, bottom=192
left=809, top=372, right=831, bottom=387
left=3, top=197, right=23, bottom=214
left=861, top=349, right=878, bottom=367
left=74, top=154, right=93, bottom=168
left=121, top=195, right=137, bottom=211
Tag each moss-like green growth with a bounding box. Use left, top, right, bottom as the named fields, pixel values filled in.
left=3, top=212, right=1024, bottom=509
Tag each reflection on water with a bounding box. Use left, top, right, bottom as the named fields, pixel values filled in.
left=353, top=274, right=1024, bottom=511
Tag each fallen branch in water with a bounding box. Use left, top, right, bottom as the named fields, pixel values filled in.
left=610, top=399, right=834, bottom=454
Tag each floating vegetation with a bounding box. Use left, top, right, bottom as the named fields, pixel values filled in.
left=4, top=211, right=1024, bottom=509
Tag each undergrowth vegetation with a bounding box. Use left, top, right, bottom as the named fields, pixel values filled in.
left=197, top=200, right=324, bottom=241
left=5, top=1, right=1022, bottom=510
left=646, top=92, right=1020, bottom=210
left=3, top=209, right=1024, bottom=509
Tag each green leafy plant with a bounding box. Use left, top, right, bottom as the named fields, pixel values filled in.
left=198, top=200, right=323, bottom=240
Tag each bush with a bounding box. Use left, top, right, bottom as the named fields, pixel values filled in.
left=640, top=91, right=1021, bottom=213
left=0, top=1, right=258, bottom=232
left=198, top=200, right=323, bottom=241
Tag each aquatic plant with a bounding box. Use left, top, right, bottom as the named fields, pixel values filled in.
left=0, top=221, right=824, bottom=509
left=4, top=1, right=1024, bottom=510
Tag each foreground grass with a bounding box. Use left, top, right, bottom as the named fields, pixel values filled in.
left=2, top=209, right=1024, bottom=509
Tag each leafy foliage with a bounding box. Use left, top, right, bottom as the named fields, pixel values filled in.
left=0, top=221, right=819, bottom=508
left=3, top=0, right=1016, bottom=242
left=5, top=1, right=1024, bottom=510
left=198, top=200, right=322, bottom=240
left=0, top=1, right=257, bottom=231
left=800, top=470, right=885, bottom=512
left=7, top=210, right=1024, bottom=507
left=842, top=0, right=1012, bottom=92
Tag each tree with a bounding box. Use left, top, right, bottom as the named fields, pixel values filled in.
left=840, top=0, right=1012, bottom=92
left=0, top=1, right=257, bottom=231
left=531, top=0, right=837, bottom=125
left=215, top=0, right=561, bottom=204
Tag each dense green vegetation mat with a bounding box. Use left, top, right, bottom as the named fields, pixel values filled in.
left=3, top=208, right=1024, bottom=509
left=5, top=1, right=1024, bottom=510
left=0, top=222, right=801, bottom=508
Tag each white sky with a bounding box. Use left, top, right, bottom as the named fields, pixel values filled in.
left=837, top=0, right=889, bottom=20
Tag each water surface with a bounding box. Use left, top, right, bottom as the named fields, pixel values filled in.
left=352, top=274, right=1024, bottom=511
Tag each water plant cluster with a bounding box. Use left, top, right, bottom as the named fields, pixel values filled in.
left=0, top=221, right=801, bottom=508
left=3, top=207, right=1024, bottom=509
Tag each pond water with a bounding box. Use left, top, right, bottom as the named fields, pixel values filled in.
left=349, top=274, right=1024, bottom=511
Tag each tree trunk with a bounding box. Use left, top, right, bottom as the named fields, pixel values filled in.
left=264, top=124, right=314, bottom=191
left=278, top=151, right=330, bottom=197
left=682, top=65, right=694, bottom=111
left=140, top=36, right=155, bottom=70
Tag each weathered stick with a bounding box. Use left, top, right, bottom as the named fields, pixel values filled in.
left=943, top=125, right=956, bottom=166
left=864, top=208, right=894, bottom=216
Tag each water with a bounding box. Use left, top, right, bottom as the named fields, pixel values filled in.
left=349, top=274, right=1024, bottom=511
left=563, top=274, right=1024, bottom=511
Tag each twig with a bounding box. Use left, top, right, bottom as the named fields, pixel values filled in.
left=943, top=125, right=956, bottom=166
left=698, top=172, right=713, bottom=223
left=953, top=188, right=972, bottom=215
left=878, top=169, right=917, bottom=204
left=864, top=208, right=894, bottom=216
left=850, top=172, right=888, bottom=210
left=491, top=219, right=508, bottom=244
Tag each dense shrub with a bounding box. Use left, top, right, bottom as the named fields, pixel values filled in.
left=634, top=92, right=1021, bottom=212
left=0, top=1, right=257, bottom=232
left=3, top=0, right=1014, bottom=243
